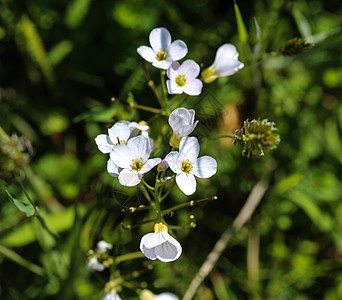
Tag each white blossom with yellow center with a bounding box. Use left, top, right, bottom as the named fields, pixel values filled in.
left=137, top=27, right=188, bottom=70
left=201, top=43, right=244, bottom=84
left=168, top=108, right=199, bottom=148
left=110, top=136, right=161, bottom=187
left=140, top=223, right=182, bottom=262
left=165, top=137, right=217, bottom=195
left=166, top=60, right=203, bottom=96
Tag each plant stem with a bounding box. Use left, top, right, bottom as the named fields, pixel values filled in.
left=115, top=251, right=145, bottom=264
left=154, top=172, right=162, bottom=222
left=162, top=196, right=218, bottom=216
left=0, top=245, right=45, bottom=276
left=111, top=97, right=161, bottom=114
left=160, top=70, right=168, bottom=104
left=160, top=180, right=176, bottom=202
left=141, top=178, right=155, bottom=191
left=142, top=61, right=163, bottom=106
left=182, top=180, right=269, bottom=300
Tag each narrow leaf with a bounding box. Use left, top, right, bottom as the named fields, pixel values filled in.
left=234, top=1, right=248, bottom=44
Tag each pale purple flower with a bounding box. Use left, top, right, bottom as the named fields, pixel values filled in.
left=166, top=60, right=203, bottom=96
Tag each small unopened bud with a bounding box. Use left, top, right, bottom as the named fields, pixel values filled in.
left=232, top=119, right=280, bottom=158
left=279, top=37, right=312, bottom=56
left=157, top=159, right=169, bottom=172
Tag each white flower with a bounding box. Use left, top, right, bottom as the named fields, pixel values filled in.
left=95, top=122, right=131, bottom=154
left=166, top=60, right=203, bottom=96
left=165, top=137, right=217, bottom=195
left=87, top=257, right=105, bottom=272
left=140, top=289, right=179, bottom=300
left=140, top=223, right=182, bottom=262
left=102, top=291, right=122, bottom=300
left=137, top=27, right=188, bottom=70
left=110, top=136, right=161, bottom=187
left=97, top=240, right=112, bottom=253
left=201, top=43, right=244, bottom=84
left=168, top=108, right=199, bottom=148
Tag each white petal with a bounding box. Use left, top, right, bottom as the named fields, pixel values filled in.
left=214, top=58, right=244, bottom=77
left=128, top=136, right=151, bottom=162
left=179, top=137, right=200, bottom=162
left=167, top=80, right=184, bottom=95
left=149, top=27, right=171, bottom=53
left=128, top=121, right=149, bottom=132
left=140, top=158, right=161, bottom=174
left=168, top=108, right=196, bottom=134
left=142, top=231, right=166, bottom=248
left=87, top=257, right=105, bottom=272
left=166, top=61, right=180, bottom=80
left=183, top=79, right=203, bottom=96
left=110, top=145, right=132, bottom=169
left=95, top=134, right=115, bottom=154
left=180, top=59, right=200, bottom=79
left=152, top=58, right=173, bottom=70
left=97, top=240, right=112, bottom=253
left=191, top=156, right=217, bottom=178
left=177, top=121, right=199, bottom=138
left=155, top=231, right=182, bottom=262
left=167, top=40, right=188, bottom=60
left=176, top=173, right=196, bottom=195
left=137, top=46, right=157, bottom=63
left=214, top=43, right=240, bottom=62
left=165, top=151, right=182, bottom=174
left=118, top=169, right=142, bottom=187
left=108, top=123, right=131, bottom=145
left=156, top=293, right=179, bottom=300
left=107, top=158, right=120, bottom=177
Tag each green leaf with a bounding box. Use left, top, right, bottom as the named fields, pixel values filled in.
left=12, top=198, right=35, bottom=217
left=6, top=190, right=35, bottom=217
left=292, top=6, right=312, bottom=38
left=253, top=17, right=261, bottom=56
left=234, top=1, right=248, bottom=44
left=48, top=40, right=73, bottom=66
left=65, top=0, right=92, bottom=29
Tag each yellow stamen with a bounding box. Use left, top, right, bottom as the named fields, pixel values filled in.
left=156, top=49, right=168, bottom=61
left=181, top=159, right=193, bottom=173
left=154, top=222, right=168, bottom=233
left=131, top=158, right=143, bottom=171
left=175, top=74, right=187, bottom=86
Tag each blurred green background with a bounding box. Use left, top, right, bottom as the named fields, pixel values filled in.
left=1, top=0, right=342, bottom=299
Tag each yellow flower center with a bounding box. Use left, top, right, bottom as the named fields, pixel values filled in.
left=115, top=137, right=127, bottom=145
left=175, top=74, right=187, bottom=86
left=154, top=222, right=168, bottom=233
left=131, top=158, right=143, bottom=171
left=156, top=49, right=168, bottom=61
left=181, top=159, right=193, bottom=173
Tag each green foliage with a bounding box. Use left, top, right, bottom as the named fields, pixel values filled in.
left=0, top=0, right=342, bottom=299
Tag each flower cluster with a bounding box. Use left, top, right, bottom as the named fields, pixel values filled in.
left=87, top=240, right=113, bottom=272
left=232, top=119, right=280, bottom=157
left=137, top=27, right=244, bottom=96
left=95, top=107, right=217, bottom=262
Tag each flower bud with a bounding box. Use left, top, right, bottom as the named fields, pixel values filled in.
left=232, top=119, right=280, bottom=158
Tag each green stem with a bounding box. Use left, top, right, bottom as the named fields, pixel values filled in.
left=142, top=61, right=164, bottom=106
left=16, top=178, right=59, bottom=239
left=160, top=70, right=168, bottom=104
left=154, top=172, right=162, bottom=222
left=121, top=218, right=157, bottom=230
left=111, top=97, right=161, bottom=114
left=115, top=251, right=145, bottom=264
left=121, top=205, right=152, bottom=213
left=141, top=178, right=155, bottom=191
left=162, top=196, right=218, bottom=216
left=0, top=244, right=45, bottom=276
left=160, top=180, right=176, bottom=202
